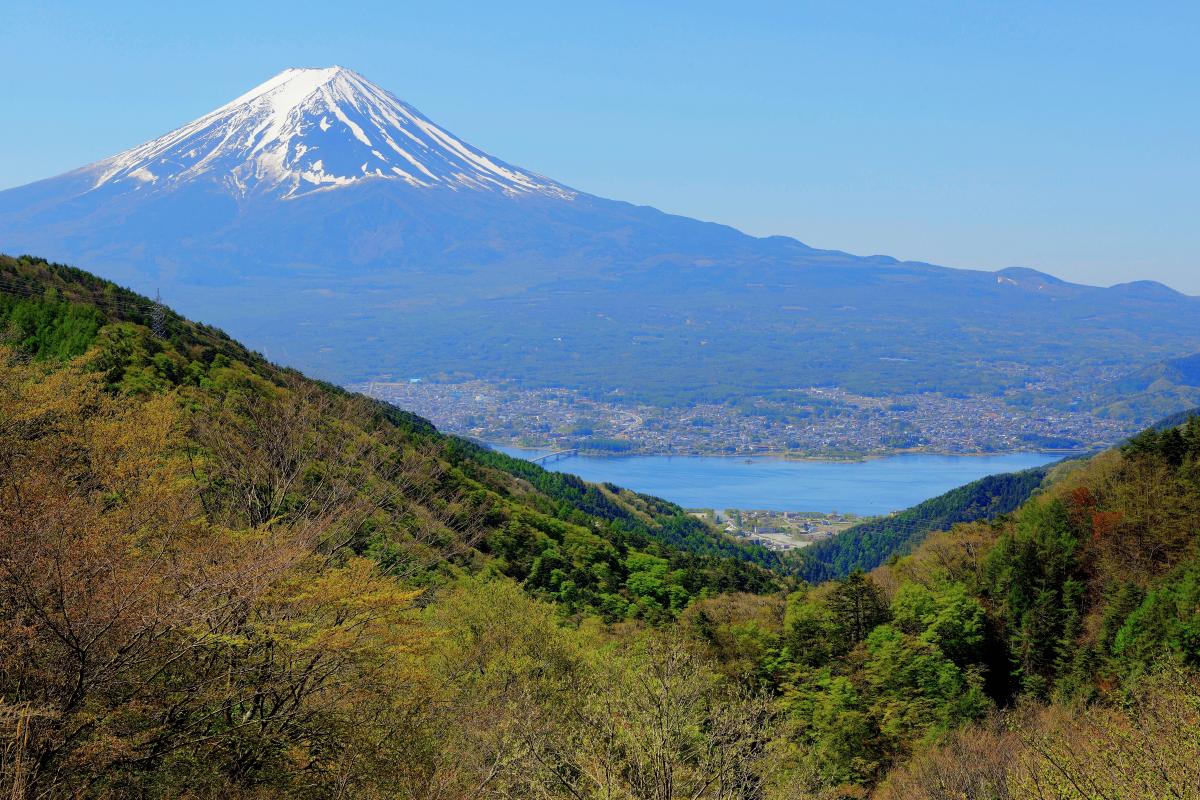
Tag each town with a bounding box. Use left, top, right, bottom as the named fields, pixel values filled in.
left=358, top=376, right=1133, bottom=458
left=688, top=509, right=862, bottom=551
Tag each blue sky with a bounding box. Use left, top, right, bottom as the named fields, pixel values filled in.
left=6, top=1, right=1198, bottom=292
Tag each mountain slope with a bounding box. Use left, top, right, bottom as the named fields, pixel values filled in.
left=791, top=465, right=1052, bottom=583
left=1092, top=350, right=1200, bottom=422
left=1, top=67, right=1198, bottom=408
left=0, top=253, right=782, bottom=621
left=779, top=411, right=1200, bottom=794
left=0, top=254, right=800, bottom=798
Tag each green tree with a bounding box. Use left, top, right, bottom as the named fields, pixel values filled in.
left=827, top=569, right=890, bottom=653
left=890, top=581, right=987, bottom=667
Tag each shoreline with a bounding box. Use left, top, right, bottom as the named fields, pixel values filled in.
left=484, top=440, right=1089, bottom=464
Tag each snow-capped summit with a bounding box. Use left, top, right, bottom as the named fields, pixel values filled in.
left=88, top=66, right=573, bottom=199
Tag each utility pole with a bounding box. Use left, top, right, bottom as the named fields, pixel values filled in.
left=151, top=290, right=167, bottom=339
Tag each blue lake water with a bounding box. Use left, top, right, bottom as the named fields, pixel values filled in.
left=493, top=446, right=1064, bottom=515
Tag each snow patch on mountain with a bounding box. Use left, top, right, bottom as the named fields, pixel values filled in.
left=88, top=66, right=573, bottom=200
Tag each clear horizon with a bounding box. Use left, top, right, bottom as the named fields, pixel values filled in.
left=6, top=0, right=1198, bottom=293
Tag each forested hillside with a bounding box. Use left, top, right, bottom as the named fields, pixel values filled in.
left=0, top=254, right=780, bottom=615
left=1153, top=404, right=1200, bottom=430
left=792, top=467, right=1051, bottom=583
left=864, top=415, right=1200, bottom=797
left=2, top=254, right=1198, bottom=799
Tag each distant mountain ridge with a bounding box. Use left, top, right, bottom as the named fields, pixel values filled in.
left=1, top=67, right=1198, bottom=407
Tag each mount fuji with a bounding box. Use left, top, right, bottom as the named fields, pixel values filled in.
left=0, top=66, right=772, bottom=291
left=83, top=66, right=572, bottom=200
left=0, top=66, right=1198, bottom=409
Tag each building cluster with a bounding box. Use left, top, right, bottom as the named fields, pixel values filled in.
left=358, top=376, right=1135, bottom=458
left=687, top=509, right=860, bottom=551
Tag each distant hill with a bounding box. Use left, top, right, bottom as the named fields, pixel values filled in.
left=1, top=67, right=1197, bottom=410
left=1153, top=404, right=1200, bottom=430
left=791, top=466, right=1052, bottom=582
left=1092, top=351, right=1200, bottom=423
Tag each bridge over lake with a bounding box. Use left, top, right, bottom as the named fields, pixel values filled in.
left=528, top=448, right=578, bottom=465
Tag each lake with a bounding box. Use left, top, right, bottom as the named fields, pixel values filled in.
left=493, top=446, right=1064, bottom=515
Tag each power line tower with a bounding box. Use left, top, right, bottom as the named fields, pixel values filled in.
left=151, top=290, right=167, bottom=339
